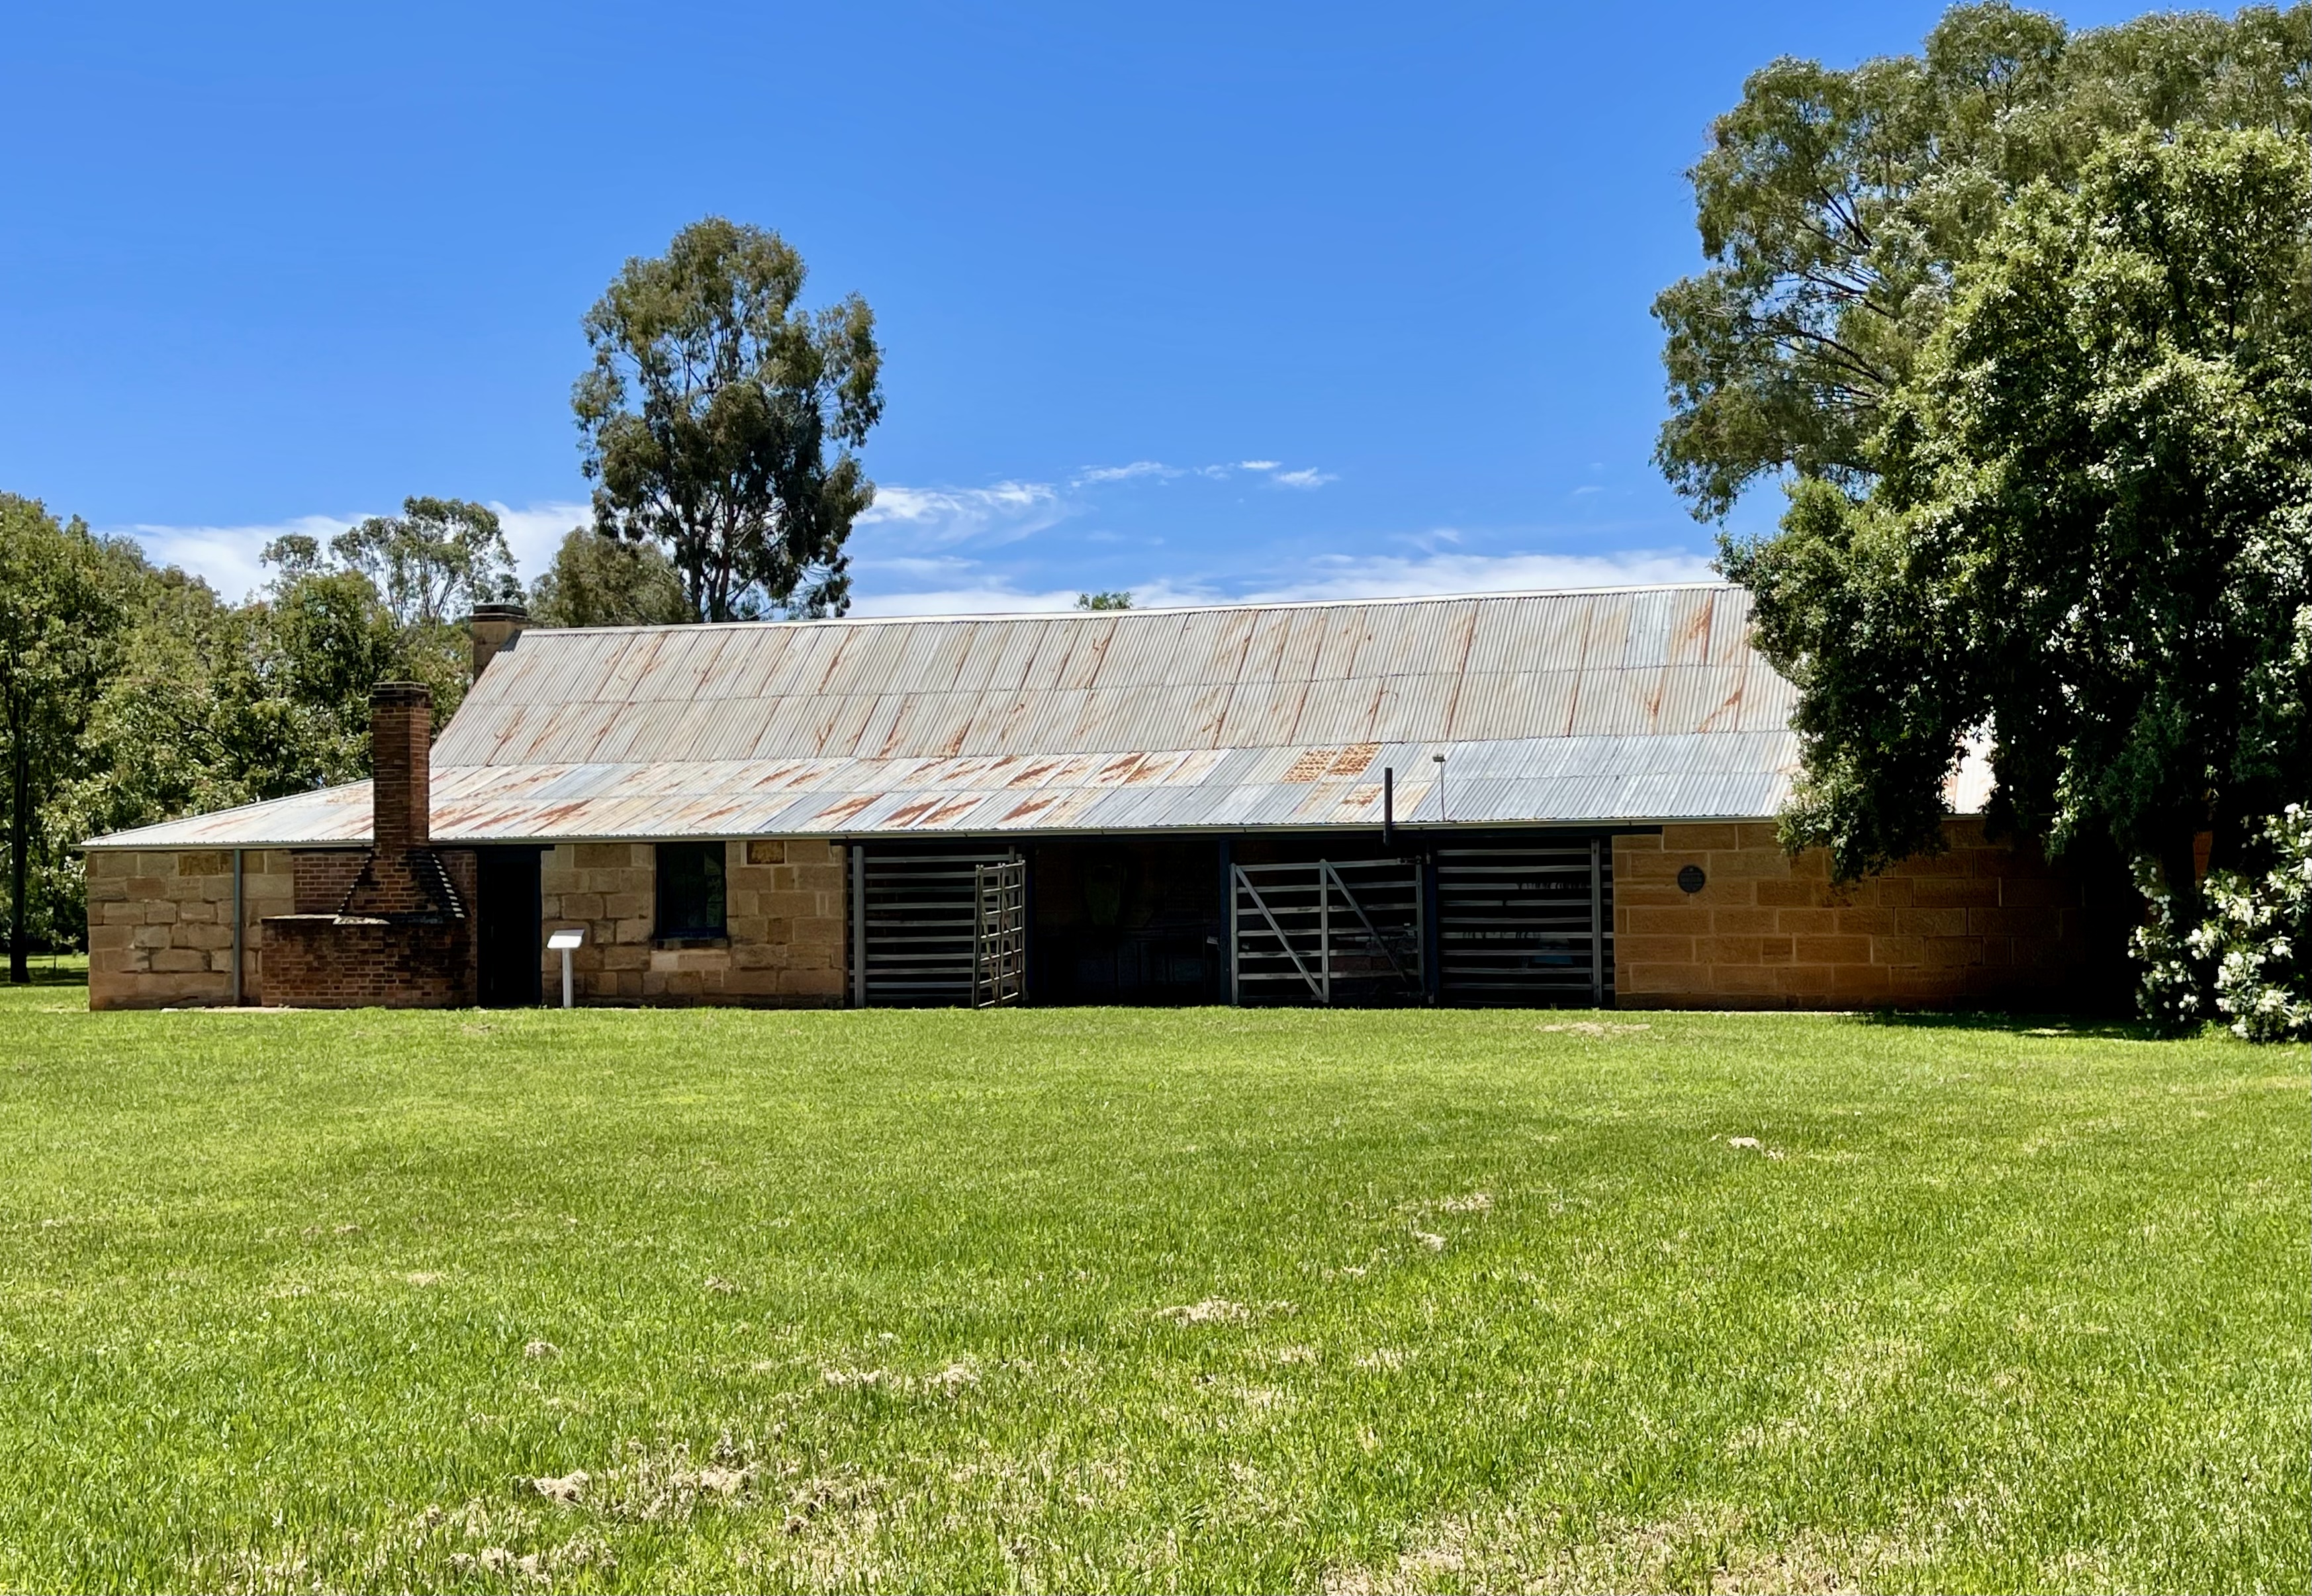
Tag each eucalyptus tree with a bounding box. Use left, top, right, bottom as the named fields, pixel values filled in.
left=1655, top=1, right=2311, bottom=520
left=527, top=526, right=693, bottom=628
left=574, top=218, right=884, bottom=622
left=328, top=496, right=520, bottom=630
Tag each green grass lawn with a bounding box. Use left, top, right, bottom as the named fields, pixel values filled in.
left=0, top=984, right=2303, bottom=1594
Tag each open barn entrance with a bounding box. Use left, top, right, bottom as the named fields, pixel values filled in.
left=1024, top=836, right=1227, bottom=1004
left=475, top=845, right=543, bottom=1007
left=844, top=830, right=1616, bottom=1009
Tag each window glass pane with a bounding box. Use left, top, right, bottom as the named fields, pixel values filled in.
left=655, top=841, right=727, bottom=939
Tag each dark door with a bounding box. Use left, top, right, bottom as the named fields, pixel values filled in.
left=476, top=847, right=543, bottom=1007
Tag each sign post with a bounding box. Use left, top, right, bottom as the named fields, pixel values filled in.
left=547, top=928, right=584, bottom=1009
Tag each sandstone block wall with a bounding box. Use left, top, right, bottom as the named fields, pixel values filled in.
left=87, top=849, right=294, bottom=1009
left=1613, top=818, right=2133, bottom=1010
left=539, top=837, right=847, bottom=1006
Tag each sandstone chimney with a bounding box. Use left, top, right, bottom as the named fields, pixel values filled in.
left=469, top=602, right=530, bottom=681
left=369, top=682, right=432, bottom=855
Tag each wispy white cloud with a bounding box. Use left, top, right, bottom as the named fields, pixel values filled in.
left=1062, top=458, right=1336, bottom=491
left=111, top=498, right=592, bottom=603
left=1073, top=460, right=1176, bottom=485
left=856, top=480, right=1066, bottom=547
left=486, top=498, right=590, bottom=576
left=847, top=583, right=1087, bottom=618
left=852, top=543, right=1720, bottom=619
left=1238, top=547, right=1718, bottom=603
left=115, top=512, right=362, bottom=601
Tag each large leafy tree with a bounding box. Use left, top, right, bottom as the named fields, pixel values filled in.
left=574, top=217, right=884, bottom=622
left=326, top=496, right=520, bottom=630
left=17, top=505, right=520, bottom=961
left=527, top=526, right=693, bottom=628
left=0, top=498, right=116, bottom=982
left=1727, top=128, right=2312, bottom=924
left=1655, top=1, right=2311, bottom=520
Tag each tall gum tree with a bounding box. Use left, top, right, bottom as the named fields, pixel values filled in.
left=1655, top=1, right=2311, bottom=520
left=574, top=218, right=884, bottom=622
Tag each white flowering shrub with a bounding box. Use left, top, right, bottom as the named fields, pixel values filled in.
left=2131, top=808, right=2312, bottom=1041
left=2195, top=806, right=2312, bottom=1043
left=2131, top=857, right=2210, bottom=1032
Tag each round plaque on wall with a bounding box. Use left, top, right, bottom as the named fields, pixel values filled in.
left=1677, top=865, right=1707, bottom=894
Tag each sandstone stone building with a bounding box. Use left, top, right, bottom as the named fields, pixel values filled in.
left=83, top=586, right=2132, bottom=1011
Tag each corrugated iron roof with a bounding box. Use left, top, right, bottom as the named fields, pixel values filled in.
left=85, top=585, right=1906, bottom=850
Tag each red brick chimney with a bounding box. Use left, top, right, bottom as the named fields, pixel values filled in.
left=255, top=679, right=473, bottom=1008
left=370, top=682, right=432, bottom=855
left=469, top=602, right=530, bottom=681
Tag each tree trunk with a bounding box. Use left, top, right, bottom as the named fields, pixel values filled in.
left=8, top=704, right=27, bottom=986
left=2159, top=833, right=2203, bottom=931
left=2205, top=797, right=2247, bottom=878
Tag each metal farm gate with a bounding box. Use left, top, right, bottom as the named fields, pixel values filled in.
left=971, top=859, right=1027, bottom=1007
left=846, top=837, right=1612, bottom=1009
left=1230, top=858, right=1424, bottom=1005
left=1435, top=840, right=1612, bottom=1006
left=849, top=846, right=1025, bottom=1006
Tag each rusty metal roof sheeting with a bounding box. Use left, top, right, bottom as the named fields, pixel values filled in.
left=87, top=585, right=1892, bottom=849
left=83, top=733, right=1806, bottom=849
left=429, top=583, right=1799, bottom=767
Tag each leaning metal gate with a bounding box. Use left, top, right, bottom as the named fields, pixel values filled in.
left=971, top=859, right=1027, bottom=1008
left=1230, top=858, right=1423, bottom=1005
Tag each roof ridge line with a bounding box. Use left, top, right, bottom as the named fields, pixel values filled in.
left=530, top=581, right=1738, bottom=636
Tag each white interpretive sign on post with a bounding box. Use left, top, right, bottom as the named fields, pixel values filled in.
left=547, top=929, right=584, bottom=1009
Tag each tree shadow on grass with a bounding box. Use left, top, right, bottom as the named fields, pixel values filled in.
left=1845, top=1008, right=2162, bottom=1043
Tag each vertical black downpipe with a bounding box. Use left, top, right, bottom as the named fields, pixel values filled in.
left=1420, top=840, right=1442, bottom=1004
left=1021, top=841, right=1039, bottom=1006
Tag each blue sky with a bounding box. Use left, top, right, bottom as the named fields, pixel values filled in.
left=5, top=1, right=2147, bottom=614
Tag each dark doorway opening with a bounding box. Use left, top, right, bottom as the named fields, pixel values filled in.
left=476, top=847, right=543, bottom=1007
left=1027, top=837, right=1226, bottom=1004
